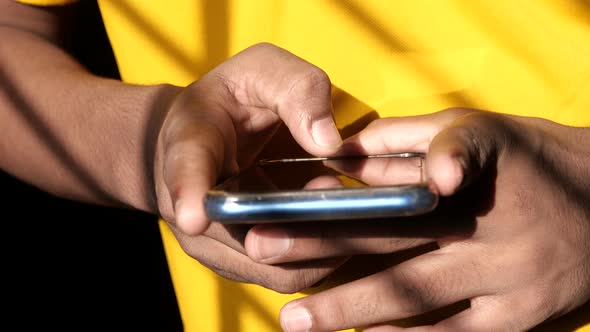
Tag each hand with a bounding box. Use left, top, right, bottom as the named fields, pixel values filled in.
left=154, top=43, right=348, bottom=291
left=244, top=109, right=590, bottom=331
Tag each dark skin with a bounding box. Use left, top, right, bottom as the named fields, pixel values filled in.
left=245, top=109, right=590, bottom=331
left=3, top=2, right=590, bottom=331
left=0, top=0, right=345, bottom=293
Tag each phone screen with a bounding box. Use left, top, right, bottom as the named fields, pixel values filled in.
left=205, top=153, right=438, bottom=224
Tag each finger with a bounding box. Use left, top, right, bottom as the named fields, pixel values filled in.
left=168, top=223, right=347, bottom=293
left=338, top=109, right=516, bottom=196
left=247, top=207, right=479, bottom=266
left=341, top=109, right=472, bottom=156
left=245, top=221, right=434, bottom=264
left=246, top=209, right=477, bottom=264
left=216, top=43, right=343, bottom=156
left=324, top=154, right=424, bottom=186
left=279, top=249, right=486, bottom=332
left=160, top=114, right=238, bottom=235
left=426, top=111, right=517, bottom=196
left=303, top=175, right=344, bottom=189
left=201, top=222, right=252, bottom=254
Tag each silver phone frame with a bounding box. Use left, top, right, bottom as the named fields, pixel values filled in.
left=205, top=153, right=438, bottom=224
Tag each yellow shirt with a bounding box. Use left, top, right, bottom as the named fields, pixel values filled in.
left=18, top=0, right=590, bottom=331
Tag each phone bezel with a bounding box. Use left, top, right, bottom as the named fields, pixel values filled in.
left=204, top=153, right=438, bottom=224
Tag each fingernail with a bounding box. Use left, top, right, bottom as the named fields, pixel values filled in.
left=312, top=117, right=342, bottom=148
left=281, top=305, right=312, bottom=332
left=252, top=227, right=292, bottom=262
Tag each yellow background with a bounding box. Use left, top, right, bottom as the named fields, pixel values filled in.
left=17, top=0, right=590, bottom=330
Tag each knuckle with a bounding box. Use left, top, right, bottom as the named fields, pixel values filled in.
left=262, top=275, right=300, bottom=294
left=274, top=281, right=303, bottom=294
left=286, top=67, right=331, bottom=101
left=447, top=122, right=488, bottom=167
left=459, top=111, right=503, bottom=135
left=392, top=266, right=441, bottom=315
left=451, top=124, right=480, bottom=148
left=277, top=68, right=332, bottom=130
left=460, top=111, right=521, bottom=162
left=248, top=41, right=279, bottom=52
left=301, top=67, right=331, bottom=91
left=231, top=42, right=282, bottom=63
left=264, top=269, right=324, bottom=294
left=439, top=107, right=475, bottom=119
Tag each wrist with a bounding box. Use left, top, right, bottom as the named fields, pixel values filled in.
left=109, top=82, right=182, bottom=213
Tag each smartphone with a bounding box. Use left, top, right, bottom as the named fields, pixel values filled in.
left=204, top=153, right=438, bottom=224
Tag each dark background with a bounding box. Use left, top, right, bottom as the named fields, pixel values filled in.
left=1, top=1, right=182, bottom=330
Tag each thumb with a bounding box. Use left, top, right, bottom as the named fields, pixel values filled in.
left=426, top=112, right=508, bottom=196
